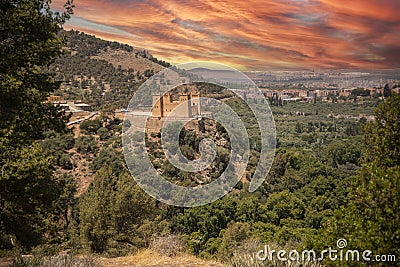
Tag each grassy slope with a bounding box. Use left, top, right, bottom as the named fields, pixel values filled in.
left=92, top=50, right=164, bottom=73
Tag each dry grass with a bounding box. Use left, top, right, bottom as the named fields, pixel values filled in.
left=150, top=235, right=184, bottom=257
left=99, top=249, right=224, bottom=267
left=227, top=242, right=324, bottom=267
left=0, top=258, right=13, bottom=267
left=91, top=50, right=164, bottom=75
left=42, top=255, right=99, bottom=267
left=9, top=254, right=99, bottom=267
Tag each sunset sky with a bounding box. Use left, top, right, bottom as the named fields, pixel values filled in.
left=54, top=0, right=400, bottom=70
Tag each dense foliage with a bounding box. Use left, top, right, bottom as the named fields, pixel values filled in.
left=313, top=93, right=400, bottom=266
left=0, top=0, right=74, bottom=249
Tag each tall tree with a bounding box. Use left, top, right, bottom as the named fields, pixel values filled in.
left=315, top=93, right=400, bottom=265
left=0, top=0, right=74, bottom=248
left=0, top=0, right=73, bottom=144
left=78, top=168, right=156, bottom=253
left=383, top=83, right=392, bottom=98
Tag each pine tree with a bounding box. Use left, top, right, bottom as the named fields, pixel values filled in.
left=317, top=94, right=400, bottom=265
left=383, top=83, right=392, bottom=98
left=0, top=0, right=74, bottom=249
left=78, top=167, right=117, bottom=253
left=77, top=168, right=156, bottom=253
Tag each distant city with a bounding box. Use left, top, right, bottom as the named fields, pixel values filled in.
left=245, top=69, right=400, bottom=89
left=244, top=70, right=400, bottom=102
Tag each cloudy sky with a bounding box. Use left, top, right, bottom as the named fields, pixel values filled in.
left=54, top=0, right=400, bottom=70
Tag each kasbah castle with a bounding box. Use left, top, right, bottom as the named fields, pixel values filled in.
left=145, top=91, right=206, bottom=132
left=151, top=91, right=201, bottom=118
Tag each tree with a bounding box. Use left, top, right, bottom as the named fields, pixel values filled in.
left=79, top=118, right=102, bottom=134
left=218, top=222, right=251, bottom=261
left=75, top=135, right=97, bottom=154
left=97, top=127, right=110, bottom=141
left=295, top=122, right=303, bottom=133
left=351, top=88, right=370, bottom=97
left=0, top=0, right=74, bottom=249
left=0, top=0, right=73, bottom=145
left=363, top=93, right=400, bottom=167
left=383, top=83, right=392, bottom=98
left=78, top=168, right=157, bottom=253
left=0, top=144, right=59, bottom=248
left=91, top=147, right=125, bottom=174
left=316, top=94, right=400, bottom=265
left=323, top=140, right=361, bottom=167
left=78, top=167, right=116, bottom=253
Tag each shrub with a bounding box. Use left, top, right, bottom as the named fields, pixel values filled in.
left=80, top=119, right=102, bottom=134
left=227, top=241, right=323, bottom=267
left=96, top=127, right=110, bottom=141
left=59, top=154, right=73, bottom=170
left=75, top=136, right=97, bottom=154
left=11, top=254, right=99, bottom=267
left=91, top=147, right=124, bottom=175
left=150, top=235, right=184, bottom=257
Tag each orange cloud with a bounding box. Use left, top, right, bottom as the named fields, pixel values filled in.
left=54, top=0, right=400, bottom=70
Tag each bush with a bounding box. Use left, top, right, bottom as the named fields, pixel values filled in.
left=40, top=132, right=75, bottom=168
left=59, top=154, right=73, bottom=170
left=80, top=119, right=102, bottom=134
left=90, top=147, right=124, bottom=174
left=218, top=222, right=251, bottom=261
left=123, top=120, right=131, bottom=130
left=78, top=169, right=158, bottom=254
left=43, top=255, right=99, bottom=267
left=75, top=136, right=97, bottom=154
left=11, top=254, right=99, bottom=267
left=96, top=127, right=110, bottom=141
left=227, top=242, right=323, bottom=267
left=150, top=235, right=184, bottom=257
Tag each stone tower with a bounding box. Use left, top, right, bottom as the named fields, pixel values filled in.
left=151, top=91, right=201, bottom=118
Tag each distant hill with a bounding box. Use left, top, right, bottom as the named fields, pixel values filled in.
left=48, top=30, right=171, bottom=109
left=63, top=30, right=170, bottom=69
left=188, top=67, right=249, bottom=83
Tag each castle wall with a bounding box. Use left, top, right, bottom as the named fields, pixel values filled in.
left=151, top=92, right=201, bottom=118
left=152, top=95, right=163, bottom=117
